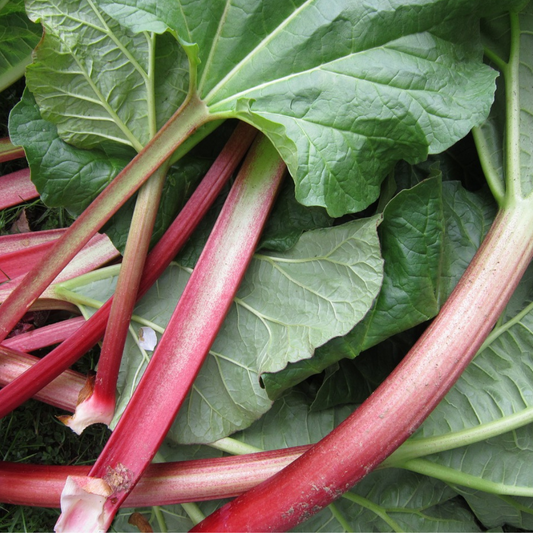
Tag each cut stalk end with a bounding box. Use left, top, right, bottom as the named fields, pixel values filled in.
left=58, top=374, right=114, bottom=434
left=55, top=475, right=113, bottom=533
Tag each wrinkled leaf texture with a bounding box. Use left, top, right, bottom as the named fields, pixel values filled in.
left=26, top=0, right=507, bottom=217
left=62, top=218, right=383, bottom=443
left=263, top=174, right=496, bottom=399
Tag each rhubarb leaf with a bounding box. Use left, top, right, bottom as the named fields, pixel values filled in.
left=102, top=0, right=502, bottom=216
left=24, top=0, right=189, bottom=154
left=9, top=89, right=128, bottom=215
left=9, top=88, right=222, bottom=251
left=262, top=177, right=495, bottom=399
left=0, top=0, right=42, bottom=92
left=453, top=488, right=533, bottom=531
left=60, top=217, right=383, bottom=443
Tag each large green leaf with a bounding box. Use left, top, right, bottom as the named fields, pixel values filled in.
left=0, top=0, right=42, bottom=92
left=24, top=0, right=189, bottom=154
left=262, top=177, right=496, bottom=399
left=100, top=0, right=505, bottom=216
left=59, top=217, right=383, bottom=443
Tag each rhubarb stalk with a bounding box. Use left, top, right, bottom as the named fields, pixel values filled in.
left=0, top=446, right=307, bottom=509
left=192, top=205, right=533, bottom=532
left=59, top=162, right=170, bottom=434
left=54, top=135, right=286, bottom=532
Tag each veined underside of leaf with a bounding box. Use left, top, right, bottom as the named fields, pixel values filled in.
left=100, top=0, right=511, bottom=216
left=58, top=218, right=383, bottom=443
left=262, top=176, right=496, bottom=399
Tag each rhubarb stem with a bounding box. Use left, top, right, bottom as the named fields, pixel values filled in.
left=60, top=162, right=170, bottom=434
left=0, top=95, right=211, bottom=342
left=0, top=446, right=308, bottom=508
left=192, top=205, right=533, bottom=532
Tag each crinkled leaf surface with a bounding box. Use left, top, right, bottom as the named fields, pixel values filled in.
left=24, top=0, right=189, bottom=153
left=60, top=218, right=383, bottom=443
left=0, top=0, right=42, bottom=92
left=453, top=488, right=533, bottom=531
left=100, top=0, right=504, bottom=216
left=262, top=177, right=496, bottom=399
left=9, top=89, right=128, bottom=215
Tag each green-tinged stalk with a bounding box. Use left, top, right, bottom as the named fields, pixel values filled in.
left=0, top=122, right=256, bottom=420
left=0, top=138, right=25, bottom=163
left=192, top=206, right=533, bottom=532
left=59, top=162, right=170, bottom=434
left=401, top=458, right=533, bottom=497
left=0, top=94, right=211, bottom=342
left=54, top=135, right=286, bottom=533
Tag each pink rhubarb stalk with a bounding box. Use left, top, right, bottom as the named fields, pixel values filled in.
left=0, top=231, right=120, bottom=303
left=0, top=343, right=85, bottom=411
left=0, top=168, right=40, bottom=209
left=55, top=135, right=286, bottom=532
left=2, top=316, right=85, bottom=352
left=0, top=122, right=256, bottom=419
left=0, top=446, right=308, bottom=509
left=192, top=204, right=533, bottom=532
left=60, top=163, right=170, bottom=434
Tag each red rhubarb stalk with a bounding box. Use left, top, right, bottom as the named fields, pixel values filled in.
left=192, top=8, right=533, bottom=529
left=0, top=168, right=40, bottom=209
left=0, top=344, right=85, bottom=411
left=0, top=122, right=256, bottom=419
left=0, top=446, right=308, bottom=509
left=2, top=316, right=85, bottom=352
left=192, top=205, right=533, bottom=532
left=0, top=231, right=118, bottom=292
left=54, top=135, right=286, bottom=532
